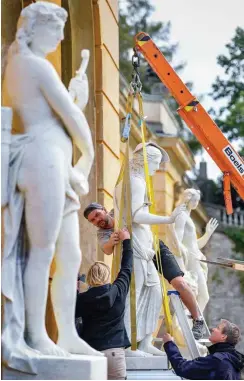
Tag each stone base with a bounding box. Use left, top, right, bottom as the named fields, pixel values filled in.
left=127, top=369, right=182, bottom=380
left=126, top=355, right=168, bottom=370
left=2, top=355, right=107, bottom=380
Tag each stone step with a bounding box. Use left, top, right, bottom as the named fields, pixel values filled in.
left=126, top=355, right=168, bottom=370
left=153, top=337, right=211, bottom=346
left=127, top=370, right=181, bottom=380
left=2, top=355, right=107, bottom=380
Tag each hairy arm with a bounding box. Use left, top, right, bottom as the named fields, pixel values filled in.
left=97, top=230, right=119, bottom=255
left=102, top=240, right=114, bottom=255
left=37, top=58, right=94, bottom=179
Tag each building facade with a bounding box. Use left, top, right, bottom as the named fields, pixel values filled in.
left=1, top=0, right=209, bottom=343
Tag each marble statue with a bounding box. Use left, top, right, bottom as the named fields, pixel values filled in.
left=69, top=49, right=90, bottom=111
left=1, top=107, right=12, bottom=208
left=114, top=142, right=185, bottom=357
left=172, top=188, right=219, bottom=312
left=1, top=1, right=101, bottom=374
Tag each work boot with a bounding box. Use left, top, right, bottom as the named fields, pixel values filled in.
left=192, top=318, right=204, bottom=340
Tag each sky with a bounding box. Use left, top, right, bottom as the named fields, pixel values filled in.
left=150, top=0, right=244, bottom=179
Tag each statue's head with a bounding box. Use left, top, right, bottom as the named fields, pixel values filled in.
left=132, top=142, right=170, bottom=176
left=14, top=2, right=67, bottom=55
left=182, top=188, right=201, bottom=210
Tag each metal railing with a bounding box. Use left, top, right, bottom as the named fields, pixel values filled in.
left=204, top=203, right=244, bottom=229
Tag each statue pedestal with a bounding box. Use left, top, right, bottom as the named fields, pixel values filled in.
left=126, top=355, right=168, bottom=370
left=2, top=355, right=107, bottom=380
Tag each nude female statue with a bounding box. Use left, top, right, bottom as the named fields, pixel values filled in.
left=2, top=2, right=101, bottom=371
left=173, top=189, right=218, bottom=312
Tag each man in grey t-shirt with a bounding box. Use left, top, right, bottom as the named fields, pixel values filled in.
left=84, top=202, right=205, bottom=340
left=96, top=209, right=116, bottom=252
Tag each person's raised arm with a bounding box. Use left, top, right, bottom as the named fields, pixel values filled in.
left=163, top=334, right=216, bottom=379
left=113, top=229, right=133, bottom=296
left=37, top=57, right=94, bottom=179
left=102, top=232, right=120, bottom=255
left=131, top=177, right=185, bottom=225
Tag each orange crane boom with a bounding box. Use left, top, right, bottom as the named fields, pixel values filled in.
left=134, top=32, right=244, bottom=215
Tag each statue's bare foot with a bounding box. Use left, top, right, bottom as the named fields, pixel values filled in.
left=138, top=343, right=165, bottom=357
left=125, top=348, right=153, bottom=357
left=57, top=335, right=104, bottom=357
left=16, top=341, right=42, bottom=356
left=28, top=337, right=70, bottom=357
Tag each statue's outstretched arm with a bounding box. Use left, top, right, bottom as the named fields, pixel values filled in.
left=131, top=177, right=183, bottom=225
left=38, top=58, right=94, bottom=179
left=197, top=218, right=219, bottom=249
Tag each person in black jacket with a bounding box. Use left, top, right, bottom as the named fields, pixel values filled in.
left=162, top=319, right=244, bottom=380
left=83, top=202, right=205, bottom=340
left=75, top=228, right=132, bottom=380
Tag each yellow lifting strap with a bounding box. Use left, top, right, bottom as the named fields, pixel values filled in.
left=112, top=92, right=137, bottom=350
left=137, top=93, right=173, bottom=335
left=112, top=92, right=133, bottom=281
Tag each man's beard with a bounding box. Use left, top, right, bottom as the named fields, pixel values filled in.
left=98, top=215, right=110, bottom=229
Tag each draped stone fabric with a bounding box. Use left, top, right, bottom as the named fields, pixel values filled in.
left=1, top=131, right=80, bottom=374
left=1, top=134, right=39, bottom=374
left=123, top=235, right=162, bottom=342
left=114, top=173, right=162, bottom=343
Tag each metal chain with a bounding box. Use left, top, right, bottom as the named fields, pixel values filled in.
left=129, top=48, right=142, bottom=94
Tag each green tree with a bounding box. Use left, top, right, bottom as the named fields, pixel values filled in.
left=197, top=175, right=244, bottom=210
left=223, top=227, right=244, bottom=295
left=210, top=27, right=244, bottom=155
left=119, top=0, right=201, bottom=152
left=119, top=0, right=182, bottom=92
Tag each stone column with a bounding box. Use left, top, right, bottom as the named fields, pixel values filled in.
left=93, top=0, right=120, bottom=267
left=67, top=0, right=98, bottom=273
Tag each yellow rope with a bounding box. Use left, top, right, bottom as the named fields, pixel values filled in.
left=137, top=93, right=173, bottom=335
left=112, top=93, right=133, bottom=281
left=112, top=90, right=172, bottom=351
left=112, top=92, right=137, bottom=349
left=124, top=143, right=137, bottom=349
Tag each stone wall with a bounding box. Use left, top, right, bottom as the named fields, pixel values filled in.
left=204, top=232, right=244, bottom=352
left=1, top=0, right=120, bottom=341
left=93, top=0, right=120, bottom=268
left=65, top=0, right=98, bottom=275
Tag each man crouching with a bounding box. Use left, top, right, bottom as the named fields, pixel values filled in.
left=163, top=319, right=244, bottom=379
